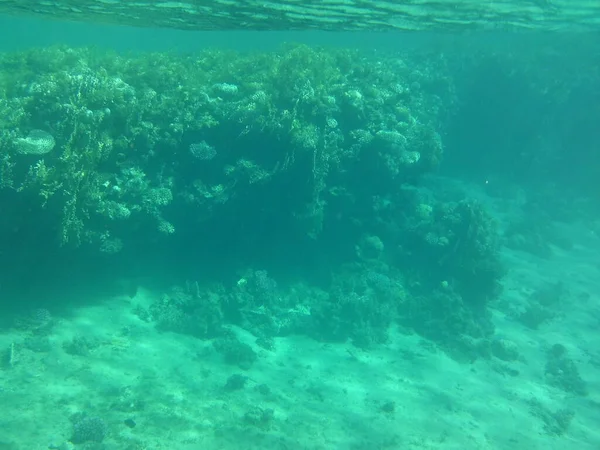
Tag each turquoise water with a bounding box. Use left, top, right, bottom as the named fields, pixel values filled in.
left=0, top=12, right=599, bottom=450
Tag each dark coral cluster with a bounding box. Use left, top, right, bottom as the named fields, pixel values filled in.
left=70, top=413, right=107, bottom=444
left=0, top=44, right=503, bottom=356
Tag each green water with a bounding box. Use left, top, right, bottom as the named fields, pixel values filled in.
left=0, top=8, right=599, bottom=450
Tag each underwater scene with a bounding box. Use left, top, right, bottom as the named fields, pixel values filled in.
left=0, top=5, right=599, bottom=450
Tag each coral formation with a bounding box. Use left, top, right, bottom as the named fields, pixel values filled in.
left=0, top=44, right=502, bottom=357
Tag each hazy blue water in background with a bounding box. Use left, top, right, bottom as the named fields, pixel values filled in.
left=0, top=14, right=415, bottom=52
left=0, top=13, right=519, bottom=53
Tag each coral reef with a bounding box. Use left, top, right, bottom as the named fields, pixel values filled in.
left=0, top=44, right=502, bottom=357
